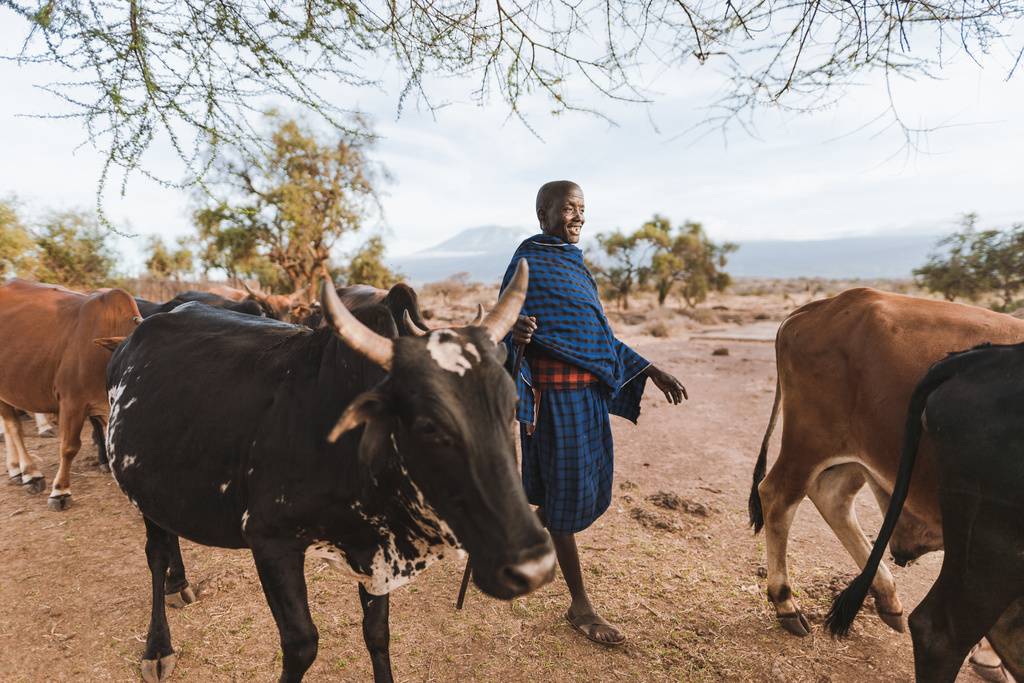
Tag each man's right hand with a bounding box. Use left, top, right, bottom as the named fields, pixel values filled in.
left=512, top=315, right=537, bottom=346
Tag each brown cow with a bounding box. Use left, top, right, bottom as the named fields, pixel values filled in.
left=0, top=279, right=140, bottom=511
left=749, top=288, right=1024, bottom=644
left=241, top=281, right=313, bottom=322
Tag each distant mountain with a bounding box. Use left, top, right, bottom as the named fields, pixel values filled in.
left=396, top=225, right=534, bottom=284
left=392, top=227, right=942, bottom=284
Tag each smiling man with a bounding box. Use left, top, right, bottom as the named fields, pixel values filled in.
left=498, top=180, right=687, bottom=646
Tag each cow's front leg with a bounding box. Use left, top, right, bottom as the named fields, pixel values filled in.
left=359, top=584, right=393, bottom=683
left=1, top=403, right=44, bottom=493
left=251, top=543, right=318, bottom=683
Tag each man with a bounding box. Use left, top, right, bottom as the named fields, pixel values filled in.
left=499, top=180, right=687, bottom=646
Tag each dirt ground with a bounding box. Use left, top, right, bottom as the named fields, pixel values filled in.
left=0, top=283, right=996, bottom=682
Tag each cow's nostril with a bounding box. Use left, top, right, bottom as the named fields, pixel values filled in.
left=498, top=551, right=557, bottom=596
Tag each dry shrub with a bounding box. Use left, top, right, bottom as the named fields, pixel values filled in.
left=646, top=321, right=671, bottom=337
left=680, top=308, right=720, bottom=325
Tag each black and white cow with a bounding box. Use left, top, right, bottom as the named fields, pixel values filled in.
left=133, top=290, right=266, bottom=318
left=105, top=261, right=554, bottom=683
left=826, top=341, right=1024, bottom=682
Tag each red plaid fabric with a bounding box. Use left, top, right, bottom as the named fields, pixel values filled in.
left=528, top=354, right=600, bottom=389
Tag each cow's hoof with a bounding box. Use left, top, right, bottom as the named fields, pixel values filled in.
left=98, top=462, right=111, bottom=473
left=9, top=474, right=20, bottom=486
left=46, top=494, right=72, bottom=511
left=777, top=611, right=811, bottom=637
left=25, top=477, right=47, bottom=495
left=38, top=430, right=57, bottom=438
left=165, top=587, right=196, bottom=609
left=141, top=654, right=176, bottom=683
left=877, top=609, right=906, bottom=633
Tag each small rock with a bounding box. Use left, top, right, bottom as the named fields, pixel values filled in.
left=712, top=347, right=729, bottom=356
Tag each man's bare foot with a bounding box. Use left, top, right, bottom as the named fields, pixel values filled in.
left=566, top=607, right=626, bottom=646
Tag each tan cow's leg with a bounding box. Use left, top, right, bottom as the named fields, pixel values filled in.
left=758, top=453, right=813, bottom=636
left=1, top=402, right=45, bottom=493
left=807, top=464, right=905, bottom=632
left=35, top=413, right=57, bottom=437
left=48, top=406, right=85, bottom=511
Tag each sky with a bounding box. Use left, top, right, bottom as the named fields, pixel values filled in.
left=2, top=14, right=1023, bottom=275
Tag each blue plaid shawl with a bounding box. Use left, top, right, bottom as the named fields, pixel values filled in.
left=499, top=234, right=650, bottom=425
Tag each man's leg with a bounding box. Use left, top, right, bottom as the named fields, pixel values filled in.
left=538, top=507, right=625, bottom=645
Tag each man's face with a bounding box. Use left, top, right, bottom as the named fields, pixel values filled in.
left=539, top=186, right=585, bottom=245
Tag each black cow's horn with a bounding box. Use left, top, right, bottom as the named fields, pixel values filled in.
left=321, top=281, right=394, bottom=370
left=404, top=309, right=428, bottom=336
left=467, top=304, right=484, bottom=326
left=480, top=260, right=528, bottom=343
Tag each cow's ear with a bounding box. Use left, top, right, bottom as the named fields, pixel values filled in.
left=94, top=337, right=127, bottom=351
left=328, top=392, right=390, bottom=443
left=494, top=342, right=508, bottom=364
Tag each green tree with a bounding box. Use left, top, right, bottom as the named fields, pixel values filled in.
left=0, top=196, right=38, bottom=279
left=914, top=213, right=1024, bottom=308
left=592, top=229, right=660, bottom=310
left=3, top=0, right=1017, bottom=193
left=32, top=210, right=120, bottom=288
left=194, top=113, right=386, bottom=295
left=639, top=216, right=737, bottom=308
left=343, top=236, right=405, bottom=289
left=144, top=236, right=194, bottom=280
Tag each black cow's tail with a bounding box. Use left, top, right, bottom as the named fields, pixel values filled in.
left=749, top=375, right=781, bottom=533
left=825, top=357, right=959, bottom=638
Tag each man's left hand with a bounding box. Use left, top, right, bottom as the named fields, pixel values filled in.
left=644, top=365, right=687, bottom=405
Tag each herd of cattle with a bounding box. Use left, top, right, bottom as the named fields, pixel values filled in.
left=0, top=273, right=1021, bottom=682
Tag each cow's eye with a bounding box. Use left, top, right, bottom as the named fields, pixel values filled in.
left=413, top=417, right=438, bottom=437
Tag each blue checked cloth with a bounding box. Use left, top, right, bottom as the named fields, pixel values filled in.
left=499, top=234, right=652, bottom=534
left=499, top=234, right=650, bottom=426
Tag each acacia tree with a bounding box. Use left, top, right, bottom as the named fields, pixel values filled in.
left=343, top=236, right=405, bottom=289
left=193, top=113, right=386, bottom=295
left=144, top=236, right=194, bottom=280
left=592, top=229, right=661, bottom=310
left=915, top=214, right=1024, bottom=308
left=32, top=210, right=120, bottom=288
left=639, top=216, right=738, bottom=308
left=3, top=0, right=1019, bottom=196
left=0, top=196, right=37, bottom=279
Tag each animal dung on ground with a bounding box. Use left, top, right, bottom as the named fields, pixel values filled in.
left=647, top=491, right=712, bottom=517
left=712, top=347, right=729, bottom=356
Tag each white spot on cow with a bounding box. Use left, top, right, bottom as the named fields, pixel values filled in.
left=220, top=481, right=231, bottom=493
left=275, top=495, right=287, bottom=504
left=241, top=510, right=250, bottom=531
left=426, top=330, right=475, bottom=376
left=124, top=397, right=137, bottom=409
left=247, top=468, right=254, bottom=476
left=122, top=455, right=137, bottom=469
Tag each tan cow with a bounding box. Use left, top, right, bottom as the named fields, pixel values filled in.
left=750, top=288, right=1024, bottom=644
left=241, top=281, right=313, bottom=322
left=0, top=279, right=140, bottom=511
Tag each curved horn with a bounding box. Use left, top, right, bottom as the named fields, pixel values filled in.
left=321, top=281, right=394, bottom=370
left=290, top=283, right=311, bottom=300
left=467, top=304, right=484, bottom=326
left=403, top=309, right=428, bottom=336
left=480, top=260, right=528, bottom=343
left=241, top=280, right=269, bottom=303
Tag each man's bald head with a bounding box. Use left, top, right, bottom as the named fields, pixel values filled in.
left=536, top=181, right=581, bottom=215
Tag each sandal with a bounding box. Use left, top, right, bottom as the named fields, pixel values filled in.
left=566, top=609, right=627, bottom=647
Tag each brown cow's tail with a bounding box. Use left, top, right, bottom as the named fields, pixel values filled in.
left=825, top=355, right=960, bottom=638
left=749, top=375, right=781, bottom=533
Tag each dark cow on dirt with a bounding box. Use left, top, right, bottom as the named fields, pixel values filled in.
left=133, top=290, right=266, bottom=318
left=105, top=261, right=555, bottom=683
left=0, top=279, right=140, bottom=510
left=826, top=341, right=1024, bottom=683
left=297, top=282, right=436, bottom=332
left=749, top=288, right=1024, bottom=640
